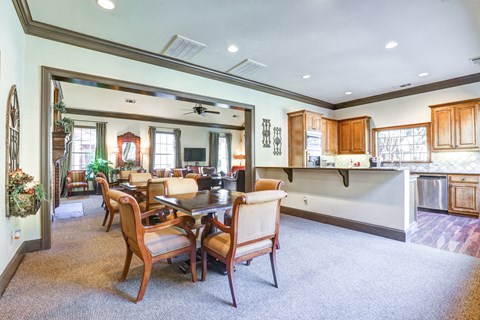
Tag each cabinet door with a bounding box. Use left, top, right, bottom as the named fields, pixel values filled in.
left=449, top=184, right=479, bottom=216
left=313, top=114, right=322, bottom=132
left=351, top=119, right=366, bottom=153
left=432, top=107, right=455, bottom=150
left=338, top=121, right=352, bottom=154
left=322, top=119, right=338, bottom=155
left=305, top=113, right=315, bottom=131
left=455, top=104, right=478, bottom=149
left=288, top=114, right=306, bottom=166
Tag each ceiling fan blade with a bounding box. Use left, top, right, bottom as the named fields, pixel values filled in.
left=183, top=111, right=195, bottom=115
left=204, top=110, right=220, bottom=114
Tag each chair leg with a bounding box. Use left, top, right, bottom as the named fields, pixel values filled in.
left=201, top=249, right=208, bottom=282
left=105, top=210, right=115, bottom=232
left=189, top=246, right=197, bottom=283
left=276, top=240, right=281, bottom=250
left=102, top=209, right=109, bottom=226
left=136, top=261, right=152, bottom=303
left=245, top=259, right=252, bottom=266
left=270, top=251, right=278, bottom=288
left=119, top=248, right=133, bottom=281
left=227, top=261, right=238, bottom=308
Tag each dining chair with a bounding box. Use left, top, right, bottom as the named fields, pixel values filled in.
left=109, top=190, right=198, bottom=303
left=96, top=177, right=119, bottom=232
left=119, top=170, right=137, bottom=182
left=129, top=172, right=152, bottom=184
left=185, top=173, right=212, bottom=191
left=201, top=189, right=287, bottom=307
left=138, top=179, right=167, bottom=212
left=66, top=169, right=88, bottom=197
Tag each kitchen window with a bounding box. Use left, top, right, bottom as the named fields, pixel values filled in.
left=373, top=123, right=431, bottom=162
left=71, top=126, right=96, bottom=170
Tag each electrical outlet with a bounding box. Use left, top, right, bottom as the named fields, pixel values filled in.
left=12, top=229, right=21, bottom=240
left=303, top=196, right=308, bottom=205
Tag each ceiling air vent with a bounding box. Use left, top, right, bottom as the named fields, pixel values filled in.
left=469, top=56, right=480, bottom=66
left=227, top=59, right=267, bottom=77
left=399, top=83, right=412, bottom=88
left=125, top=98, right=136, bottom=104
left=161, top=35, right=206, bottom=60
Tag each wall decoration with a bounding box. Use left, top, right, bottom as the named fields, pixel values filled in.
left=273, top=127, right=282, bottom=156
left=262, top=118, right=271, bottom=147
left=5, top=85, right=45, bottom=217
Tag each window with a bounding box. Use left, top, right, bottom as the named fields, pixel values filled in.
left=71, top=126, right=96, bottom=170
left=217, top=136, right=229, bottom=173
left=154, top=132, right=176, bottom=168
left=373, top=123, right=431, bottom=162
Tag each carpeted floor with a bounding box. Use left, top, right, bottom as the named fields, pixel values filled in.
left=1, top=195, right=479, bottom=319
left=54, top=201, right=84, bottom=219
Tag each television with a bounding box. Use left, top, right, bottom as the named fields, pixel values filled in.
left=184, top=148, right=206, bottom=162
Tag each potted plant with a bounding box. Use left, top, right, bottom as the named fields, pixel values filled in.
left=122, top=160, right=137, bottom=171
left=85, top=158, right=114, bottom=194
left=7, top=169, right=46, bottom=217
left=55, top=117, right=74, bottom=134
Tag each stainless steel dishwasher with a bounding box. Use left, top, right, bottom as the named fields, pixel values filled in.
left=417, top=175, right=448, bottom=211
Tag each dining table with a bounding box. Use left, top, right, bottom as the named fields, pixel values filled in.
left=120, top=182, right=148, bottom=202
left=155, top=188, right=244, bottom=274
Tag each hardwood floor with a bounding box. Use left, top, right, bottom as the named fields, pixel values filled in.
left=409, top=210, right=480, bottom=258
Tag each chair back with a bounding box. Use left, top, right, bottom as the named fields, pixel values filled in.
left=202, top=167, right=217, bottom=176
left=145, top=179, right=167, bottom=204
left=154, top=168, right=171, bottom=178
left=96, top=177, right=117, bottom=212
left=165, top=178, right=198, bottom=195
left=255, top=179, right=284, bottom=191
left=109, top=190, right=145, bottom=251
left=185, top=173, right=199, bottom=180
left=172, top=168, right=186, bottom=178
left=96, top=172, right=107, bottom=180
left=129, top=172, right=152, bottom=184
left=119, top=170, right=137, bottom=180
left=68, top=170, right=87, bottom=182
left=231, top=190, right=287, bottom=244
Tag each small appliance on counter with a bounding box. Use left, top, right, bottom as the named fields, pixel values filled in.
left=369, top=157, right=382, bottom=168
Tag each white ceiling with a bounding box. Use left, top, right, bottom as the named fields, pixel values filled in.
left=60, top=82, right=245, bottom=126
left=28, top=0, right=480, bottom=104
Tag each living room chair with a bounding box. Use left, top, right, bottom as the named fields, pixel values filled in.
left=222, top=169, right=245, bottom=192
left=66, top=169, right=88, bottom=197
left=185, top=173, right=212, bottom=191
left=96, top=177, right=119, bottom=232
left=138, top=179, right=167, bottom=212
left=201, top=190, right=288, bottom=307
left=109, top=190, right=197, bottom=303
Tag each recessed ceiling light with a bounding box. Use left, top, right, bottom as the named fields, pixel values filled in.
left=302, top=74, right=311, bottom=79
left=418, top=72, right=429, bottom=77
left=385, top=41, right=398, bottom=49
left=345, top=91, right=352, bottom=95
left=97, top=0, right=115, bottom=10
left=227, top=45, right=238, bottom=53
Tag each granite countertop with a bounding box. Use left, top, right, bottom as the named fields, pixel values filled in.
left=255, top=166, right=407, bottom=171
left=411, top=171, right=480, bottom=175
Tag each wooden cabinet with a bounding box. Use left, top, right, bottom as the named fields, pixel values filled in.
left=338, top=116, right=371, bottom=154
left=321, top=117, right=338, bottom=155
left=288, top=110, right=323, bottom=166
left=448, top=174, right=479, bottom=217
left=430, top=99, right=479, bottom=151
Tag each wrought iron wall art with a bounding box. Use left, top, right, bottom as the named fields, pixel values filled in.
left=273, top=127, right=282, bottom=156
left=6, top=85, right=20, bottom=172
left=262, top=118, right=271, bottom=147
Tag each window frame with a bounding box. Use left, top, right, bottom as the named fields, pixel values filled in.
left=154, top=131, right=176, bottom=169
left=71, top=125, right=97, bottom=170
left=372, top=122, right=432, bottom=163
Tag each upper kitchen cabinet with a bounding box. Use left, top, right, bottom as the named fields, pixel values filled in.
left=430, top=99, right=479, bottom=151
left=338, top=116, right=371, bottom=154
left=321, top=117, right=338, bottom=155
left=287, top=110, right=323, bottom=166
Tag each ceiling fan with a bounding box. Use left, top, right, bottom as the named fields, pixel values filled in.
left=183, top=103, right=220, bottom=117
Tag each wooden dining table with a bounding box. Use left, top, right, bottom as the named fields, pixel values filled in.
left=120, top=182, right=148, bottom=202
left=155, top=189, right=244, bottom=274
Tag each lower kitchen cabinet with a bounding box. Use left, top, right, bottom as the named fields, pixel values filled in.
left=448, top=174, right=479, bottom=217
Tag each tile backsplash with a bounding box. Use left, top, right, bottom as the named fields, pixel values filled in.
left=322, top=151, right=480, bottom=174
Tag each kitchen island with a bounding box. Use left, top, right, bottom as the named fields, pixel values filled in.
left=256, top=166, right=415, bottom=241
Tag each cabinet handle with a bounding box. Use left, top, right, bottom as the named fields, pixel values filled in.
left=461, top=178, right=465, bottom=182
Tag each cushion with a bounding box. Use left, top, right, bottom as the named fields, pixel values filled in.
left=203, top=232, right=273, bottom=258
left=144, top=227, right=191, bottom=256
left=109, top=199, right=119, bottom=211
left=138, top=201, right=164, bottom=212
left=69, top=182, right=87, bottom=188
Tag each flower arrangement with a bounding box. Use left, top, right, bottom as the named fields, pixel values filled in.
left=8, top=169, right=46, bottom=217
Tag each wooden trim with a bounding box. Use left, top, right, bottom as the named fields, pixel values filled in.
left=12, top=0, right=332, bottom=110
left=335, top=73, right=480, bottom=109
left=429, top=98, right=480, bottom=108
left=41, top=67, right=52, bottom=250
left=337, top=115, right=371, bottom=122
left=66, top=108, right=244, bottom=131
left=372, top=122, right=432, bottom=163
left=0, top=239, right=42, bottom=297
left=281, top=206, right=407, bottom=242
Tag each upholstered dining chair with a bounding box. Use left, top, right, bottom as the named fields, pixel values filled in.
left=185, top=173, right=212, bottom=191
left=201, top=190, right=288, bottom=307
left=96, top=177, right=119, bottom=232
left=172, top=168, right=186, bottom=178
left=138, top=179, right=167, bottom=212
left=154, top=168, right=171, bottom=178
left=66, top=169, right=88, bottom=197
left=119, top=170, right=137, bottom=182
left=129, top=172, right=152, bottom=184
left=109, top=190, right=198, bottom=303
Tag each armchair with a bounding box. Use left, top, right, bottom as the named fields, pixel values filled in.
left=185, top=173, right=212, bottom=191
left=201, top=190, right=288, bottom=307
left=66, top=170, right=88, bottom=197
left=109, top=190, right=197, bottom=302
left=222, top=169, right=245, bottom=192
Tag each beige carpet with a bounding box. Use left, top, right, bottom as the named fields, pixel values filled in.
left=54, top=201, right=84, bottom=219
left=1, top=195, right=479, bottom=319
